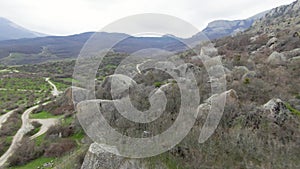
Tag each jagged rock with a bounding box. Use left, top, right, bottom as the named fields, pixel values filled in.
left=283, top=48, right=300, bottom=59
left=241, top=71, right=257, bottom=82
left=266, top=37, right=278, bottom=48
left=232, top=66, right=249, bottom=80
left=81, top=143, right=124, bottom=169
left=289, top=56, right=300, bottom=63
left=200, top=46, right=218, bottom=56
left=250, top=35, right=259, bottom=43
left=267, top=51, right=286, bottom=65
left=81, top=143, right=167, bottom=169
left=263, top=99, right=290, bottom=126
left=268, top=32, right=276, bottom=38
left=199, top=89, right=239, bottom=114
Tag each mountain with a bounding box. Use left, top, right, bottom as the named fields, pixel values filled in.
left=0, top=10, right=275, bottom=65
left=0, top=32, right=189, bottom=65
left=0, top=17, right=46, bottom=41
left=201, top=11, right=269, bottom=40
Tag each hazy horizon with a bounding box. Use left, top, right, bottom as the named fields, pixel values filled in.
left=0, top=0, right=296, bottom=36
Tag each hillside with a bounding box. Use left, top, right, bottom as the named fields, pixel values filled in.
left=201, top=10, right=268, bottom=40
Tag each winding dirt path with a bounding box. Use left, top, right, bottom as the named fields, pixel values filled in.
left=29, top=118, right=58, bottom=140
left=0, top=105, right=39, bottom=167
left=0, top=78, right=61, bottom=167
left=46, top=78, right=61, bottom=96
left=0, top=109, right=16, bottom=129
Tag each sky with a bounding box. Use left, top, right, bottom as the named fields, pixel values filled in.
left=0, top=0, right=296, bottom=37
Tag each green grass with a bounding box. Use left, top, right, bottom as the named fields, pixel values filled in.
left=51, top=81, right=69, bottom=91
left=26, top=126, right=41, bottom=136
left=30, top=111, right=61, bottom=119
left=34, top=134, right=46, bottom=146
left=71, top=129, right=85, bottom=141
left=0, top=77, right=50, bottom=91
left=9, top=157, right=56, bottom=169
left=147, top=153, right=184, bottom=169
left=5, top=136, right=13, bottom=143
left=0, top=76, right=52, bottom=110
left=62, top=116, right=74, bottom=126
left=285, top=103, right=300, bottom=117
left=154, top=81, right=164, bottom=88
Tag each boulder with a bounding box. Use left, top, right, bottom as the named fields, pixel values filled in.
left=242, top=71, right=257, bottom=82
left=232, top=66, right=249, bottom=80
left=267, top=51, right=286, bottom=65
left=81, top=143, right=167, bottom=169
left=266, top=37, right=278, bottom=48
left=283, top=48, right=300, bottom=59
left=263, top=99, right=290, bottom=126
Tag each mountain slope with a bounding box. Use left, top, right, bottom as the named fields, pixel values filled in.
left=0, top=32, right=189, bottom=65
left=0, top=17, right=46, bottom=41
left=201, top=11, right=268, bottom=40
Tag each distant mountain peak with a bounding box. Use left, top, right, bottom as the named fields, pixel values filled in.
left=0, top=17, right=47, bottom=41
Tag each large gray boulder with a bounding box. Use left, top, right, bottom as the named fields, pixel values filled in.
left=267, top=51, right=286, bottom=65
left=81, top=143, right=168, bottom=169
left=263, top=99, right=291, bottom=126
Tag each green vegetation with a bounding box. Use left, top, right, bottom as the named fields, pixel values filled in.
left=51, top=81, right=69, bottom=91
left=0, top=77, right=50, bottom=91
left=0, top=75, right=51, bottom=111
left=62, top=116, right=74, bottom=127
left=0, top=112, right=22, bottom=156
left=154, top=81, right=164, bottom=88
left=71, top=129, right=85, bottom=141
left=9, top=157, right=56, bottom=169
left=147, top=153, right=184, bottom=169
left=34, top=134, right=46, bottom=146
left=285, top=103, right=300, bottom=116
left=244, top=78, right=250, bottom=84
left=26, top=122, right=42, bottom=136
left=30, top=111, right=61, bottom=119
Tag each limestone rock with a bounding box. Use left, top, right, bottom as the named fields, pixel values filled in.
left=267, top=51, right=286, bottom=65
left=266, top=37, right=278, bottom=48
left=81, top=143, right=167, bottom=169
left=263, top=99, right=290, bottom=126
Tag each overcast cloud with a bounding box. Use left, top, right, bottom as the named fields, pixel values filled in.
left=0, top=0, right=296, bottom=36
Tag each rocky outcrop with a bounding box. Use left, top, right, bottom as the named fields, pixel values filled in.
left=267, top=51, right=286, bottom=65
left=266, top=37, right=278, bottom=48
left=263, top=98, right=290, bottom=126
left=81, top=143, right=167, bottom=169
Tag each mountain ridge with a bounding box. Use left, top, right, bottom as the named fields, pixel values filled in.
left=0, top=17, right=47, bottom=41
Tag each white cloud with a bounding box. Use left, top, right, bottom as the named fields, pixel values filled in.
left=0, top=0, right=296, bottom=36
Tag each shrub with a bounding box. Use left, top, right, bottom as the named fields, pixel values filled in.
left=8, top=138, right=44, bottom=167
left=44, top=139, right=76, bottom=157
left=154, top=81, right=164, bottom=88
left=244, top=78, right=250, bottom=84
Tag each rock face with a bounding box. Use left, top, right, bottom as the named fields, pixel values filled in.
left=266, top=37, right=278, bottom=48
left=81, top=143, right=167, bottom=169
left=267, top=51, right=286, bottom=65
left=201, top=11, right=267, bottom=40
left=263, top=98, right=290, bottom=126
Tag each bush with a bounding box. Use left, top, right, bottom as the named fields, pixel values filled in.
left=154, top=81, right=164, bottom=88
left=244, top=78, right=250, bottom=84
left=8, top=138, right=44, bottom=167
left=44, top=139, right=76, bottom=157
